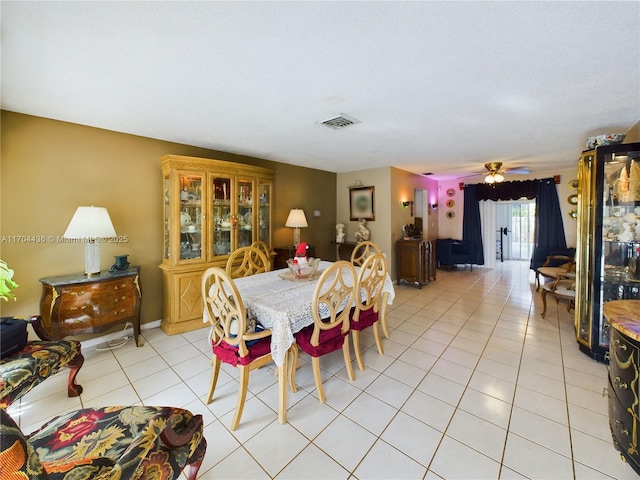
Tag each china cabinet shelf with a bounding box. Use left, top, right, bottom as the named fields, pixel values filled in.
left=160, top=154, right=274, bottom=334
left=575, top=142, right=640, bottom=362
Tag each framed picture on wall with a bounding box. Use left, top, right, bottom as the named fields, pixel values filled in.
left=349, top=186, right=375, bottom=221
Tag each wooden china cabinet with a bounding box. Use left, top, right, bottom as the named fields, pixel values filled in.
left=160, top=155, right=274, bottom=334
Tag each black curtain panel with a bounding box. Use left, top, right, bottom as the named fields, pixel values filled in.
left=535, top=177, right=567, bottom=249
left=462, top=184, right=485, bottom=265
left=462, top=177, right=566, bottom=266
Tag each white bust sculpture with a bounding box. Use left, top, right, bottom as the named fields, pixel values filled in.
left=354, top=219, right=370, bottom=242
left=336, top=223, right=345, bottom=243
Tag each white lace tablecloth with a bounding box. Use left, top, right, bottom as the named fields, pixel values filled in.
left=228, top=261, right=395, bottom=366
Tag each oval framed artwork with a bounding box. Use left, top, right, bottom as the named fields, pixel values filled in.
left=446, top=210, right=455, bottom=219
left=446, top=188, right=456, bottom=197
left=446, top=199, right=455, bottom=208
left=568, top=194, right=578, bottom=205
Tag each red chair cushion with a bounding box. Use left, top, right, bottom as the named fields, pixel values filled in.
left=212, top=336, right=272, bottom=367
left=295, top=322, right=346, bottom=357
left=350, top=307, right=378, bottom=331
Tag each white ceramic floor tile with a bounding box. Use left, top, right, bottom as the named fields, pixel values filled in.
left=429, top=435, right=501, bottom=479
left=314, top=414, right=377, bottom=472
left=277, top=443, right=349, bottom=479
left=380, top=410, right=441, bottom=466
left=10, top=262, right=627, bottom=479
left=353, top=438, right=427, bottom=480
left=342, top=391, right=397, bottom=435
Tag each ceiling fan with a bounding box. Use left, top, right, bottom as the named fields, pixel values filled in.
left=459, top=162, right=532, bottom=184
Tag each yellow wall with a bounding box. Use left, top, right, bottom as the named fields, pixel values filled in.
left=0, top=111, right=336, bottom=324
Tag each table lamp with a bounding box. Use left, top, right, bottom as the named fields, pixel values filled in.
left=285, top=209, right=308, bottom=247
left=63, top=206, right=117, bottom=276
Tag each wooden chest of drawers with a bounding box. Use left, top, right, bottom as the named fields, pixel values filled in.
left=605, top=300, right=640, bottom=475
left=36, top=267, right=142, bottom=347
left=395, top=239, right=436, bottom=288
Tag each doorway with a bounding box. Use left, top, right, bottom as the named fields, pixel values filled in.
left=496, top=201, right=536, bottom=261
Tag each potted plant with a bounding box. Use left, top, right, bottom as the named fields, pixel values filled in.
left=0, top=259, right=19, bottom=301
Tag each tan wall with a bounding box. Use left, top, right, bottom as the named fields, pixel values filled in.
left=0, top=111, right=336, bottom=324
left=626, top=120, right=640, bottom=143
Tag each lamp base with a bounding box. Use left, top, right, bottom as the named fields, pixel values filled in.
left=84, top=241, right=101, bottom=276
left=293, top=228, right=301, bottom=248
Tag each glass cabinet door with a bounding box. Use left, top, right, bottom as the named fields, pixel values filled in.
left=212, top=176, right=232, bottom=257
left=258, top=181, right=271, bottom=245
left=576, top=143, right=640, bottom=362
left=179, top=173, right=203, bottom=261
left=237, top=178, right=254, bottom=248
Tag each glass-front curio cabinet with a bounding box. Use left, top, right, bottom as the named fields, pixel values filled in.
left=160, top=155, right=274, bottom=334
left=575, top=142, right=640, bottom=362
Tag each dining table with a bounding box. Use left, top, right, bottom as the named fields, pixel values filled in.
left=223, top=260, right=396, bottom=424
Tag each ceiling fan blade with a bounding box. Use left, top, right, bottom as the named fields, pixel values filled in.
left=505, top=166, right=531, bottom=174
left=457, top=172, right=484, bottom=179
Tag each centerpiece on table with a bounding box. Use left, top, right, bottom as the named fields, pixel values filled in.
left=286, top=242, right=320, bottom=279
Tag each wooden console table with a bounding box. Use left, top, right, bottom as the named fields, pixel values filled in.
left=37, top=267, right=142, bottom=347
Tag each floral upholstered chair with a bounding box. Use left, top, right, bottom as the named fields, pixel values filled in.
left=0, top=339, right=84, bottom=408
left=0, top=405, right=206, bottom=479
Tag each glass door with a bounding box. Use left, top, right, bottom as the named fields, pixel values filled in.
left=237, top=178, right=254, bottom=248
left=258, top=181, right=272, bottom=245
left=212, top=175, right=232, bottom=257
left=509, top=202, right=535, bottom=260
left=179, top=173, right=203, bottom=261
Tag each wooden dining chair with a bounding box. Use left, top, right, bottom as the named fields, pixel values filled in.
left=350, top=240, right=383, bottom=266
left=226, top=245, right=270, bottom=278
left=288, top=260, right=357, bottom=403
left=201, top=267, right=273, bottom=430
left=350, top=253, right=388, bottom=370
left=251, top=240, right=274, bottom=270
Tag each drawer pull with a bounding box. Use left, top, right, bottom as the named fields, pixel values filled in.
left=114, top=308, right=126, bottom=315
left=615, top=421, right=630, bottom=436
left=614, top=376, right=628, bottom=389
left=613, top=339, right=627, bottom=351
left=70, top=290, right=87, bottom=296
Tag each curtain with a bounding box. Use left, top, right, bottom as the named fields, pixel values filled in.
left=462, top=177, right=566, bottom=267
left=479, top=200, right=497, bottom=269
left=535, top=177, right=567, bottom=249
left=462, top=184, right=485, bottom=265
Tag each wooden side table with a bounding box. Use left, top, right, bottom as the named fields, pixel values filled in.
left=331, top=241, right=358, bottom=261
left=36, top=267, right=142, bottom=347
left=273, top=245, right=315, bottom=270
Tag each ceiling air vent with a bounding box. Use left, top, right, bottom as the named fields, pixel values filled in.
left=317, top=113, right=360, bottom=130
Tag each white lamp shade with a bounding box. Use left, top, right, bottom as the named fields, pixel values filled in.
left=64, top=206, right=117, bottom=239
left=485, top=174, right=495, bottom=184
left=285, top=209, right=308, bottom=228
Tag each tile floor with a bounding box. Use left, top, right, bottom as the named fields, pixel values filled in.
left=7, top=261, right=638, bottom=479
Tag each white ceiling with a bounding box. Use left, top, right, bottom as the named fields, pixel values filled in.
left=1, top=1, right=639, bottom=180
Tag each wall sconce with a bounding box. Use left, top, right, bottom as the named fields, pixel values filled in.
left=401, top=200, right=414, bottom=216
left=63, top=206, right=117, bottom=276
left=430, top=203, right=438, bottom=210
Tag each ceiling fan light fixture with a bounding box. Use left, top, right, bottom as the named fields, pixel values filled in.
left=485, top=174, right=495, bottom=184
left=494, top=173, right=504, bottom=183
